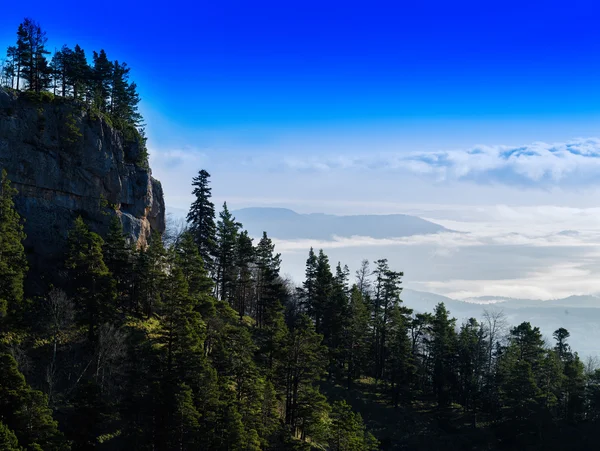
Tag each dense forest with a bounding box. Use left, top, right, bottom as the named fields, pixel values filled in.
left=3, top=17, right=600, bottom=451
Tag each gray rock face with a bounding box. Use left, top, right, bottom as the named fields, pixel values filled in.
left=0, top=88, right=165, bottom=286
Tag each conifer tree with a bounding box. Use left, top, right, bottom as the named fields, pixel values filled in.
left=173, top=230, right=213, bottom=298
left=133, top=232, right=166, bottom=317
left=3, top=47, right=17, bottom=89
left=0, top=422, right=22, bottom=451
left=280, top=315, right=327, bottom=437
left=344, top=286, right=371, bottom=389
left=313, top=249, right=334, bottom=335
left=14, top=24, right=27, bottom=90
left=234, top=230, right=254, bottom=318
left=0, top=170, right=27, bottom=320
left=301, top=247, right=318, bottom=316
left=65, top=216, right=116, bottom=341
left=429, top=303, right=458, bottom=407
left=385, top=304, right=413, bottom=407
left=92, top=49, right=113, bottom=111
left=0, top=353, right=67, bottom=450
left=329, top=400, right=378, bottom=451
left=214, top=202, right=241, bottom=301
left=68, top=44, right=90, bottom=100
left=103, top=215, right=132, bottom=309
left=186, top=169, right=217, bottom=270
left=18, top=18, right=50, bottom=92
left=50, top=46, right=72, bottom=97
left=254, top=232, right=282, bottom=328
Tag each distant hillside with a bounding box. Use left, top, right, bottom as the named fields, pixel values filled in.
left=402, top=288, right=600, bottom=356
left=228, top=207, right=450, bottom=240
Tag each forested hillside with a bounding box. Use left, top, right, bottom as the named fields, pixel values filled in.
left=3, top=17, right=600, bottom=451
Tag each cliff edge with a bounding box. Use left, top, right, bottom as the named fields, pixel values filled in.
left=0, top=87, right=165, bottom=285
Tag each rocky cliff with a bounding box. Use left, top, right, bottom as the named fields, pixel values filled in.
left=0, top=87, right=165, bottom=286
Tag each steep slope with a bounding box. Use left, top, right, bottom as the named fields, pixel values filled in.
left=231, top=207, right=450, bottom=240
left=0, top=88, right=165, bottom=286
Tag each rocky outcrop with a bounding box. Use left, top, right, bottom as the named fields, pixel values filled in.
left=0, top=88, right=165, bottom=287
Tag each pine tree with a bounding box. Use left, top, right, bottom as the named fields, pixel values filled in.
left=173, top=230, right=213, bottom=298
left=0, top=353, right=68, bottom=450
left=158, top=251, right=206, bottom=377
left=429, top=303, right=458, bottom=407
left=280, top=315, right=327, bottom=437
left=344, top=286, right=371, bottom=389
left=214, top=202, right=241, bottom=301
left=92, top=49, right=113, bottom=112
left=65, top=216, right=116, bottom=341
left=385, top=304, right=413, bottom=407
left=370, top=259, right=403, bottom=381
left=329, top=400, right=378, bottom=451
left=234, top=230, right=254, bottom=319
left=3, top=47, right=17, bottom=89
left=0, top=170, right=27, bottom=320
left=110, top=61, right=141, bottom=125
left=313, top=249, right=334, bottom=335
left=355, top=259, right=372, bottom=297
left=15, top=24, right=28, bottom=90
left=0, top=421, right=22, bottom=451
left=133, top=232, right=166, bottom=317
left=300, top=247, right=318, bottom=316
left=18, top=18, right=50, bottom=92
left=457, top=318, right=487, bottom=419
left=186, top=170, right=216, bottom=271
left=50, top=46, right=72, bottom=97
left=103, top=215, right=132, bottom=310
left=68, top=45, right=90, bottom=100
left=254, top=232, right=283, bottom=328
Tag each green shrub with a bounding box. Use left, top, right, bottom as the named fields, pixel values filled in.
left=39, top=91, right=55, bottom=103
left=22, top=90, right=55, bottom=104
left=61, top=112, right=82, bottom=147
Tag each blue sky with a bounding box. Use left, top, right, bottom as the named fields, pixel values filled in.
left=3, top=1, right=600, bottom=211
left=7, top=1, right=600, bottom=299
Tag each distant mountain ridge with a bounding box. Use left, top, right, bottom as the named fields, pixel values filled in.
left=229, top=207, right=451, bottom=240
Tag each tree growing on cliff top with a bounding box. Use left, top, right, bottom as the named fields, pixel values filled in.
left=18, top=18, right=51, bottom=93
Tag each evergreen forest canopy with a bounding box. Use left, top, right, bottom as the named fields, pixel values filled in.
left=3, top=18, right=600, bottom=451
left=0, top=18, right=145, bottom=147
left=2, top=167, right=600, bottom=451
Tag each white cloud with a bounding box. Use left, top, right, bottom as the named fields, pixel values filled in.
left=279, top=138, right=600, bottom=187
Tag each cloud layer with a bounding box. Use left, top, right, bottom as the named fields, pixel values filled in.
left=282, top=138, right=600, bottom=187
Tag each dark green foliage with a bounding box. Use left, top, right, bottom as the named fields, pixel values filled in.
left=65, top=216, right=116, bottom=341
left=5, top=21, right=600, bottom=444
left=18, top=18, right=51, bottom=93
left=329, top=400, right=378, bottom=451
left=103, top=215, right=132, bottom=309
left=0, top=170, right=27, bottom=320
left=5, top=18, right=147, bottom=162
left=0, top=421, right=22, bottom=451
left=186, top=169, right=217, bottom=271
left=0, top=354, right=67, bottom=450
left=91, top=50, right=112, bottom=112
left=214, top=202, right=241, bottom=301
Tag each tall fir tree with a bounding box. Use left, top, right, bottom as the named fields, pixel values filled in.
left=214, top=202, right=241, bottom=302
left=186, top=169, right=217, bottom=271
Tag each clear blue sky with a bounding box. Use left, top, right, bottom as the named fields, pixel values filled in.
left=3, top=1, right=600, bottom=210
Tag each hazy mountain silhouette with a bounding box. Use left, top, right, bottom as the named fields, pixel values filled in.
left=229, top=207, right=450, bottom=240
